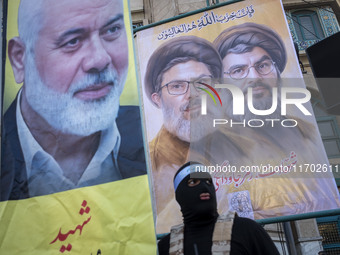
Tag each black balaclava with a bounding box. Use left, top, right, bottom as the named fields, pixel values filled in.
left=174, top=162, right=218, bottom=255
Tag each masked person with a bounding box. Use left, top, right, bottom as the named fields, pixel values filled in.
left=157, top=162, right=280, bottom=255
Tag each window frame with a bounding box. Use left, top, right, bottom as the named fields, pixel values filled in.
left=312, top=99, right=340, bottom=159
left=317, top=216, right=340, bottom=251
left=292, top=10, right=325, bottom=41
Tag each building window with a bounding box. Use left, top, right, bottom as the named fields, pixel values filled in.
left=317, top=216, right=340, bottom=254
left=292, top=10, right=325, bottom=41
left=132, top=21, right=144, bottom=30
left=313, top=99, right=340, bottom=158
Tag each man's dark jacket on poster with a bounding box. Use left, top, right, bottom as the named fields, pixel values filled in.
left=1, top=98, right=147, bottom=201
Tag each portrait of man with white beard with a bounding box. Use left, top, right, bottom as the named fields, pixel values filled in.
left=1, top=0, right=146, bottom=200
left=143, top=36, right=223, bottom=233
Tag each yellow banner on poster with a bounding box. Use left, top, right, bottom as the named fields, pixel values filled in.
left=1, top=0, right=156, bottom=253
left=0, top=175, right=156, bottom=254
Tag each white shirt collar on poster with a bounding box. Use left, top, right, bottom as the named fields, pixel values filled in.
left=16, top=89, right=122, bottom=197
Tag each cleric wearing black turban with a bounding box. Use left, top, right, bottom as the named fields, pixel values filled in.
left=214, top=22, right=287, bottom=75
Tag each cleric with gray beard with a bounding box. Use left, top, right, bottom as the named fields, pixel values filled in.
left=143, top=36, right=222, bottom=231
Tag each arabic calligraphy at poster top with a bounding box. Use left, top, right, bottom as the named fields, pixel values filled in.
left=157, top=5, right=254, bottom=40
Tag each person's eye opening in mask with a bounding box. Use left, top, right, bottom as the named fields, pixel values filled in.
left=187, top=178, right=212, bottom=187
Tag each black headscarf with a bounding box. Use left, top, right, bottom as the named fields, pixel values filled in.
left=174, top=162, right=218, bottom=255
